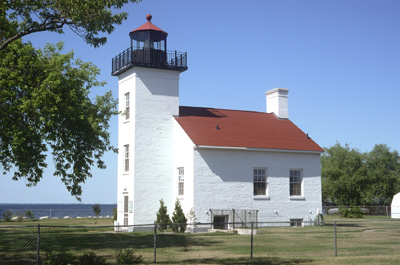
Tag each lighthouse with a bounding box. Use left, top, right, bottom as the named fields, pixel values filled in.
left=112, top=14, right=187, bottom=226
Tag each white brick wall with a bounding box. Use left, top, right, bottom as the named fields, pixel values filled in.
left=117, top=67, right=181, bottom=225
left=191, top=147, right=322, bottom=223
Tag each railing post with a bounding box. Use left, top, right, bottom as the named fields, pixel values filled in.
left=154, top=223, right=157, bottom=263
left=175, top=51, right=177, bottom=67
left=250, top=222, right=254, bottom=259
left=37, top=224, right=40, bottom=265
left=334, top=221, right=337, bottom=257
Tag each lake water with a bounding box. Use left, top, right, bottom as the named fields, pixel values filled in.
left=0, top=203, right=117, bottom=219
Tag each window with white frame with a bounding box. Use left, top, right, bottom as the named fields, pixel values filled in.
left=253, top=168, right=267, bottom=196
left=124, top=144, right=129, bottom=172
left=178, top=167, right=184, bottom=196
left=124, top=92, right=130, bottom=120
left=290, top=169, right=302, bottom=196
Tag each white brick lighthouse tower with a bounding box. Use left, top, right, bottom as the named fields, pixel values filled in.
left=112, top=14, right=187, bottom=226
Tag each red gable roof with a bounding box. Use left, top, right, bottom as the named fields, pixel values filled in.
left=175, top=106, right=324, bottom=153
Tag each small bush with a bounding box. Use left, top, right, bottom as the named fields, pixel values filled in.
left=155, top=199, right=171, bottom=232
left=340, top=206, right=364, bottom=218
left=44, top=251, right=107, bottom=265
left=3, top=210, right=12, bottom=222
left=16, top=212, right=24, bottom=222
left=77, top=251, right=107, bottom=265
left=43, top=251, right=76, bottom=265
left=113, top=207, right=117, bottom=221
left=171, top=199, right=187, bottom=233
left=115, top=248, right=143, bottom=264
left=25, top=209, right=35, bottom=219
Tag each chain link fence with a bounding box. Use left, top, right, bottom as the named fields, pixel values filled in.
left=1, top=219, right=400, bottom=264
left=322, top=205, right=392, bottom=216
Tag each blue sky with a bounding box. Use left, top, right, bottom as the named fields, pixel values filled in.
left=2, top=0, right=400, bottom=203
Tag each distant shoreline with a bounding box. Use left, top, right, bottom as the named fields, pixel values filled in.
left=0, top=203, right=117, bottom=219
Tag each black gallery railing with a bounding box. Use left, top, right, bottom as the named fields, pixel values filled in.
left=112, top=47, right=188, bottom=75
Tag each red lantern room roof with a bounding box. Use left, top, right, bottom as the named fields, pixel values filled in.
left=130, top=14, right=167, bottom=35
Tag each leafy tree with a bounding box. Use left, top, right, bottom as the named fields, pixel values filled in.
left=0, top=0, right=141, bottom=51
left=3, top=210, right=12, bottom=221
left=322, top=143, right=400, bottom=206
left=25, top=209, right=35, bottom=219
left=322, top=143, right=367, bottom=206
left=171, top=199, right=187, bottom=233
left=1, top=0, right=140, bottom=200
left=0, top=41, right=118, bottom=199
left=364, top=144, right=400, bottom=205
left=155, top=199, right=170, bottom=231
left=92, top=203, right=101, bottom=219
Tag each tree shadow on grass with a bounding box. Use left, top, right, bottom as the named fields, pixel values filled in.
left=39, top=231, right=223, bottom=252
left=155, top=257, right=315, bottom=264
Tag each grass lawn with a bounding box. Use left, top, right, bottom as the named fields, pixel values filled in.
left=1, top=216, right=400, bottom=264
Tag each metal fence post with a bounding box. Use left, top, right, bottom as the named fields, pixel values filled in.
left=154, top=223, right=157, bottom=263
left=334, top=221, right=337, bottom=257
left=250, top=222, right=254, bottom=259
left=37, top=224, right=40, bottom=265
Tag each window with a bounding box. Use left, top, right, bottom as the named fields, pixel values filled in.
left=124, top=145, right=129, bottom=172
left=290, top=218, right=303, bottom=227
left=124, top=195, right=129, bottom=226
left=178, top=167, right=184, bottom=196
left=290, top=169, right=302, bottom=196
left=253, top=168, right=267, bottom=196
left=124, top=92, right=130, bottom=120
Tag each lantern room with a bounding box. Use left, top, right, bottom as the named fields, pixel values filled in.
left=129, top=14, right=167, bottom=52
left=111, top=14, right=187, bottom=76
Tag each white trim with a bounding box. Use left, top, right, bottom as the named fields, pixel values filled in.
left=289, top=196, right=305, bottom=201
left=194, top=145, right=323, bottom=154
left=253, top=196, right=270, bottom=200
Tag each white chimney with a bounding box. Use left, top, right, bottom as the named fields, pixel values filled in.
left=266, top=88, right=289, bottom=119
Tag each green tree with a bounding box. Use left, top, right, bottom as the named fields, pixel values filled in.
left=0, top=0, right=140, bottom=51
left=321, top=143, right=368, bottom=206
left=322, top=143, right=400, bottom=206
left=1, top=0, right=140, bottom=200
left=3, top=210, right=13, bottom=222
left=155, top=199, right=170, bottom=232
left=171, top=199, right=187, bottom=233
left=25, top=209, right=35, bottom=219
left=1, top=41, right=117, bottom=199
left=364, top=144, right=400, bottom=205
left=92, top=203, right=101, bottom=220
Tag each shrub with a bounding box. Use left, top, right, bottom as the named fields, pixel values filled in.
left=155, top=199, right=170, bottom=231
left=44, top=251, right=107, bottom=265
left=171, top=199, right=187, bottom=233
left=16, top=212, right=24, bottom=222
left=115, top=248, right=143, bottom=264
left=77, top=251, right=107, bottom=265
left=43, top=251, right=76, bottom=265
left=3, top=210, right=12, bottom=222
left=92, top=203, right=101, bottom=217
left=25, top=209, right=35, bottom=219
left=340, top=206, right=364, bottom=218
left=113, top=207, right=117, bottom=221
